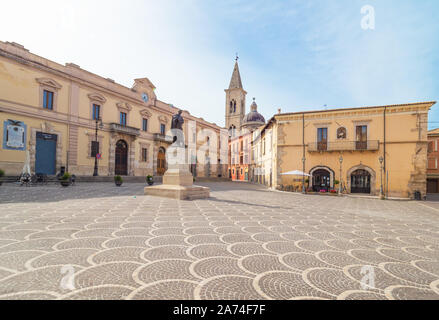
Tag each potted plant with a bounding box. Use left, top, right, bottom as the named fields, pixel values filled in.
left=60, top=173, right=71, bottom=187
left=146, top=175, right=154, bottom=186
left=0, top=169, right=4, bottom=186
left=114, top=175, right=123, bottom=187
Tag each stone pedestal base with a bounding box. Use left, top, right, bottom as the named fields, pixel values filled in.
left=145, top=157, right=210, bottom=200
left=145, top=184, right=210, bottom=200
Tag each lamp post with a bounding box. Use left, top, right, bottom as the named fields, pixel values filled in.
left=338, top=155, right=343, bottom=196
left=302, top=157, right=306, bottom=194
left=379, top=156, right=384, bottom=199
left=93, top=117, right=104, bottom=177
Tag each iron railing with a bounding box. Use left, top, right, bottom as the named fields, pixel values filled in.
left=109, top=123, right=140, bottom=137
left=308, top=140, right=379, bottom=152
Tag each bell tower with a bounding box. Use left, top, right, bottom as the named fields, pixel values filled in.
left=225, top=57, right=247, bottom=136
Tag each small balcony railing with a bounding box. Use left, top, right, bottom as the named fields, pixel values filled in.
left=308, top=140, right=379, bottom=152
left=109, top=123, right=140, bottom=137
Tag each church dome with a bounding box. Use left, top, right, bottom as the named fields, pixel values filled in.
left=242, top=98, right=265, bottom=128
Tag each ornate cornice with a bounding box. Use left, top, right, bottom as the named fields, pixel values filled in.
left=139, top=109, right=152, bottom=118
left=88, top=93, right=107, bottom=104
left=275, top=102, right=435, bottom=122
left=158, top=115, right=169, bottom=124
left=116, top=102, right=132, bottom=112
left=35, top=77, right=62, bottom=90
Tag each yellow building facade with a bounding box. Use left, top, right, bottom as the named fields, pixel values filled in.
left=0, top=41, right=226, bottom=178
left=252, top=102, right=436, bottom=199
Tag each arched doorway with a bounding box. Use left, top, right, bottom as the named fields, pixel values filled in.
left=351, top=169, right=371, bottom=194
left=115, top=140, right=128, bottom=176
left=312, top=169, right=332, bottom=192
left=157, top=147, right=166, bottom=176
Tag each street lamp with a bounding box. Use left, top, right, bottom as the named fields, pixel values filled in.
left=339, top=155, right=343, bottom=196
left=93, top=117, right=104, bottom=177
left=379, top=156, right=384, bottom=199
left=302, top=157, right=306, bottom=194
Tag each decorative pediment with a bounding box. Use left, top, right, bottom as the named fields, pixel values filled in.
left=36, top=78, right=62, bottom=90
left=158, top=115, right=169, bottom=124
left=139, top=109, right=152, bottom=118
left=116, top=102, right=132, bottom=112
left=88, top=93, right=107, bottom=104
left=41, top=122, right=55, bottom=133
left=133, top=77, right=156, bottom=90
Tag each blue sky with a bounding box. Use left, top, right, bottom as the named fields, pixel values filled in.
left=1, top=0, right=438, bottom=128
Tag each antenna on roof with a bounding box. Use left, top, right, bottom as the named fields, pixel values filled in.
left=324, top=104, right=327, bottom=110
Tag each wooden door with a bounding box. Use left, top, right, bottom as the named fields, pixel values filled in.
left=115, top=140, right=128, bottom=176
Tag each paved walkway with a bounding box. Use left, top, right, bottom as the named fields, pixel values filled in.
left=0, top=182, right=438, bottom=300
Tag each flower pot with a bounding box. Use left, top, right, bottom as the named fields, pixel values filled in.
left=60, top=181, right=70, bottom=187
left=115, top=181, right=123, bottom=187
left=147, top=180, right=154, bottom=186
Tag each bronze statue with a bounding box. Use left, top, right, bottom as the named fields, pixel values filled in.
left=171, top=110, right=184, bottom=145
left=171, top=110, right=184, bottom=130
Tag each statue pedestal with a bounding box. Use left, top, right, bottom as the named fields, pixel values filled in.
left=145, top=163, right=210, bottom=200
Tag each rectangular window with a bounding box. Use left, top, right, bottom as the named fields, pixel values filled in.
left=92, top=104, right=100, bottom=120
left=160, top=124, right=166, bottom=135
left=142, top=118, right=148, bottom=132
left=142, top=148, right=148, bottom=162
left=91, top=141, right=99, bottom=157
left=428, top=141, right=434, bottom=153
left=428, top=158, right=437, bottom=169
left=317, top=128, right=328, bottom=151
left=43, top=90, right=54, bottom=110
left=356, top=125, right=367, bottom=150
left=120, top=112, right=127, bottom=126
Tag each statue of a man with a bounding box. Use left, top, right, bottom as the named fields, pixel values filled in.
left=171, top=110, right=184, bottom=146
left=171, top=110, right=184, bottom=130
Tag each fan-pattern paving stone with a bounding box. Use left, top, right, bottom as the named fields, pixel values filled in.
left=0, top=182, right=438, bottom=300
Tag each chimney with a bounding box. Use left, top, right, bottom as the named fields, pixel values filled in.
left=278, top=108, right=282, bottom=114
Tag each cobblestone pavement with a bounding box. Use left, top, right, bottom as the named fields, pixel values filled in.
left=0, top=182, right=438, bottom=300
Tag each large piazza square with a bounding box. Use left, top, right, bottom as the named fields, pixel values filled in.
left=0, top=182, right=438, bottom=300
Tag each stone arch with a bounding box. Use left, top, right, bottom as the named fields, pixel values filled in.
left=309, top=166, right=335, bottom=190
left=347, top=164, right=377, bottom=195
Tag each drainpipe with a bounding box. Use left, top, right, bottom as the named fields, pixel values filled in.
left=302, top=113, right=306, bottom=193
left=383, top=106, right=387, bottom=198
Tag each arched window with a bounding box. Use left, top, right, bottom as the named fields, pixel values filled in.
left=233, top=100, right=237, bottom=113
left=230, top=101, right=233, bottom=114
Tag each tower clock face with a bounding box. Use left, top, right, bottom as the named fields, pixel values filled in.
left=142, top=93, right=149, bottom=103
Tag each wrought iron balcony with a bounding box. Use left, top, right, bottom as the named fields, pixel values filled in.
left=308, top=140, right=379, bottom=152
left=153, top=133, right=174, bottom=144
left=109, top=123, right=140, bottom=136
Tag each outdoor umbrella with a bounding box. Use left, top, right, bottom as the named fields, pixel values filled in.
left=281, top=170, right=311, bottom=176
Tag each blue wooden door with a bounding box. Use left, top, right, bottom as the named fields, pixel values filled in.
left=35, top=132, right=57, bottom=175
